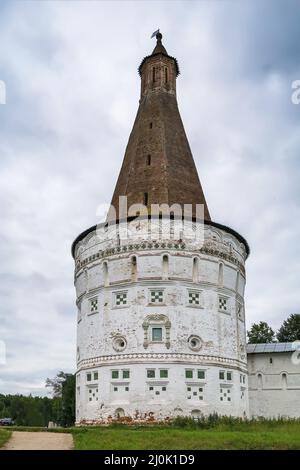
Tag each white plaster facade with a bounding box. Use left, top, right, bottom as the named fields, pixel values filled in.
left=247, top=344, right=300, bottom=419
left=73, top=218, right=249, bottom=423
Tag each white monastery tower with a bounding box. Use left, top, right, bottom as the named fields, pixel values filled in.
left=72, top=33, right=250, bottom=424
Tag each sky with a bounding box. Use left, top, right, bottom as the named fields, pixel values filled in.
left=0, top=0, right=299, bottom=396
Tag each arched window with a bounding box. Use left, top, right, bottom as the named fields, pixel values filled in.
left=147, top=154, right=151, bottom=166
left=236, top=271, right=240, bottom=292
left=165, top=67, right=168, bottom=83
left=115, top=408, right=125, bottom=419
left=191, top=409, right=202, bottom=420
left=103, top=261, right=109, bottom=287
left=131, top=256, right=137, bottom=282
left=218, top=263, right=223, bottom=286
left=162, top=255, right=169, bottom=280
left=144, top=192, right=148, bottom=206
left=282, top=373, right=287, bottom=390
left=192, top=257, right=199, bottom=283
left=257, top=373, right=263, bottom=390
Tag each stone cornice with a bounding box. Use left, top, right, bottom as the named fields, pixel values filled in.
left=75, top=280, right=244, bottom=306
left=77, top=352, right=248, bottom=372
left=74, top=241, right=245, bottom=276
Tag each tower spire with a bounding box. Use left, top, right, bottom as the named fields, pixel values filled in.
left=152, top=31, right=167, bottom=55
left=109, top=34, right=211, bottom=221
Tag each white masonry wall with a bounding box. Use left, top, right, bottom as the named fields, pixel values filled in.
left=73, top=218, right=249, bottom=423
left=248, top=351, right=300, bottom=418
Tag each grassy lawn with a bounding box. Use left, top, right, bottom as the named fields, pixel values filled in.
left=0, top=429, right=12, bottom=448
left=4, top=420, right=300, bottom=450
left=71, top=423, right=300, bottom=450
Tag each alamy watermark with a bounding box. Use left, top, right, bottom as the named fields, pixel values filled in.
left=291, top=80, right=300, bottom=104
left=0, top=79, right=6, bottom=104
left=95, top=197, right=205, bottom=246
left=291, top=341, right=300, bottom=365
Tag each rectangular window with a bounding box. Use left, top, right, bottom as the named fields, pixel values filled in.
left=115, top=292, right=127, bottom=306
left=162, top=386, right=166, bottom=391
left=123, top=370, right=130, bottom=379
left=219, top=371, right=225, bottom=380
left=188, top=291, right=200, bottom=305
left=197, top=370, right=205, bottom=379
left=113, top=387, right=118, bottom=392
left=90, top=297, right=98, bottom=313
left=147, top=369, right=155, bottom=378
left=227, top=372, right=232, bottom=381
left=112, top=370, right=119, bottom=379
left=150, top=290, right=164, bottom=304
left=125, top=386, right=129, bottom=392
left=152, top=327, right=162, bottom=341
left=185, top=370, right=193, bottom=379
left=93, top=372, right=98, bottom=381
left=219, top=296, right=228, bottom=312
left=160, top=369, right=168, bottom=379
left=87, top=373, right=91, bottom=382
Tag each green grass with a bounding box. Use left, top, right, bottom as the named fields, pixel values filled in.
left=71, top=422, right=300, bottom=450
left=0, top=429, right=12, bottom=448
left=4, top=418, right=300, bottom=450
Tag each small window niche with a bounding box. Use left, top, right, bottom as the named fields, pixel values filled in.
left=282, top=373, right=287, bottom=390
left=162, top=254, right=169, bottom=280
left=164, top=67, right=168, bottom=84
left=103, top=261, right=109, bottom=287
left=131, top=256, right=137, bottom=282
left=144, top=192, right=149, bottom=206
left=192, top=257, right=199, bottom=283
left=218, top=263, right=224, bottom=287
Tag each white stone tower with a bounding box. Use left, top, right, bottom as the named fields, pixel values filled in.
left=72, top=33, right=250, bottom=424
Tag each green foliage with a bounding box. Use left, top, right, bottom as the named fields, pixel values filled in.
left=0, top=394, right=57, bottom=427
left=277, top=314, right=300, bottom=342
left=0, top=429, right=12, bottom=448
left=247, top=321, right=275, bottom=343
left=71, top=419, right=300, bottom=450
left=46, top=371, right=75, bottom=427
left=0, top=371, right=75, bottom=427
left=170, top=413, right=300, bottom=430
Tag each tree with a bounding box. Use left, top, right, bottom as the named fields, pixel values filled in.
left=247, top=321, right=275, bottom=344
left=46, top=371, right=75, bottom=426
left=277, top=314, right=300, bottom=342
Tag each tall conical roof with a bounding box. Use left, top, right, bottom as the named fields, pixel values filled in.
left=109, top=33, right=211, bottom=222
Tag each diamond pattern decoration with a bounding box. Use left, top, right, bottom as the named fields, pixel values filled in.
left=151, top=290, right=164, bottom=303
left=90, top=298, right=98, bottom=313
left=186, top=385, right=204, bottom=401
left=220, top=387, right=231, bottom=402
left=116, top=292, right=127, bottom=306
left=219, top=297, right=227, bottom=311
left=188, top=291, right=200, bottom=305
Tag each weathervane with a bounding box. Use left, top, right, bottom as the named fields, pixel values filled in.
left=151, top=29, right=160, bottom=38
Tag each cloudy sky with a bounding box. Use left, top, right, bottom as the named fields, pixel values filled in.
left=0, top=0, right=299, bottom=396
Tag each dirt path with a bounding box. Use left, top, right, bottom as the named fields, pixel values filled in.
left=2, top=431, right=73, bottom=450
